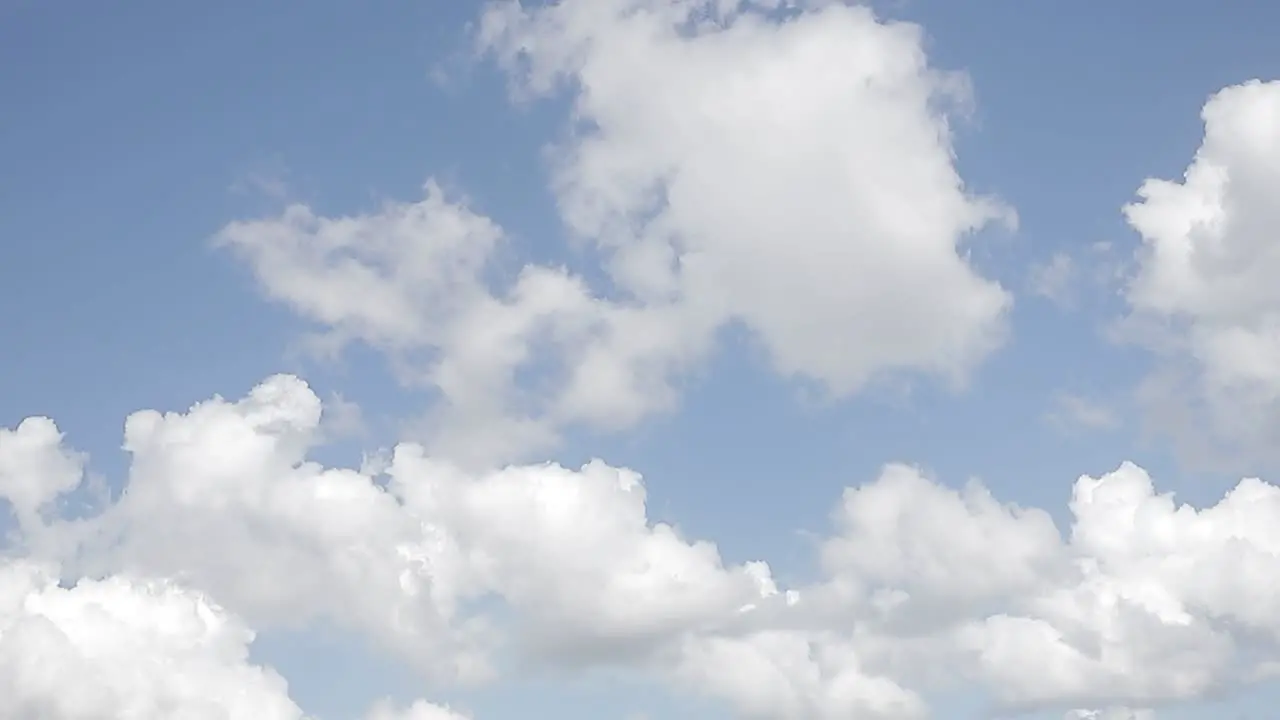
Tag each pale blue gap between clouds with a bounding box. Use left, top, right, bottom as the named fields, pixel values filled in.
left=1, top=1, right=1279, bottom=719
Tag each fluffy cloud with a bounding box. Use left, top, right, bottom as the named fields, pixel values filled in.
left=0, top=560, right=306, bottom=719
left=673, top=457, right=1280, bottom=714
left=0, top=418, right=84, bottom=537
left=6, top=376, right=774, bottom=689
left=671, top=629, right=928, bottom=720
left=6, top=378, right=1280, bottom=718
left=481, top=0, right=1011, bottom=390
left=61, top=376, right=495, bottom=686
left=0, top=556, right=472, bottom=720
left=387, top=449, right=774, bottom=663
left=218, top=182, right=702, bottom=467
left=1123, top=79, right=1280, bottom=468
left=220, top=0, right=1011, bottom=466
left=820, top=463, right=1065, bottom=616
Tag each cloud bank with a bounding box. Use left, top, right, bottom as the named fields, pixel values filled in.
left=8, top=375, right=1280, bottom=717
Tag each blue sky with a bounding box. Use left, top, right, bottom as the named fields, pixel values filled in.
left=4, top=2, right=1280, bottom=719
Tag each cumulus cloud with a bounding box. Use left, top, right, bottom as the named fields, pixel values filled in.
left=220, top=0, right=1012, bottom=466
left=218, top=182, right=704, bottom=467
left=0, top=556, right=473, bottom=720
left=0, top=418, right=85, bottom=537
left=480, top=0, right=1012, bottom=389
left=5, top=378, right=1280, bottom=717
left=5, top=377, right=773, bottom=688
left=0, top=560, right=306, bottom=719
left=43, top=376, right=500, bottom=686
left=1123, top=79, right=1280, bottom=469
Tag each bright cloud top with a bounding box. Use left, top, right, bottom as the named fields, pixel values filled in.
left=219, top=0, right=1011, bottom=466
left=1125, top=79, right=1280, bottom=466
left=6, top=374, right=1280, bottom=717
left=0, top=559, right=465, bottom=720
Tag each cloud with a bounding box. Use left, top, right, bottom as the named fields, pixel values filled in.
left=9, top=376, right=771, bottom=687
left=219, top=0, right=1013, bottom=467
left=479, top=0, right=1012, bottom=394
left=1031, top=252, right=1079, bottom=308
left=45, top=376, right=498, bottom=686
left=1065, top=709, right=1155, bottom=720
left=0, top=560, right=305, bottom=719
left=1123, top=79, right=1280, bottom=469
left=218, top=181, right=704, bottom=467
left=670, top=630, right=928, bottom=720
left=0, top=557, right=470, bottom=720
left=7, top=380, right=1280, bottom=717
left=364, top=699, right=471, bottom=720
left=0, top=418, right=85, bottom=537
left=1048, top=393, right=1120, bottom=431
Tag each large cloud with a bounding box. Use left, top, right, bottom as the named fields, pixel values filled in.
left=480, top=0, right=1011, bottom=392
left=1123, top=79, right=1280, bottom=468
left=5, top=378, right=1280, bottom=718
left=219, top=0, right=1011, bottom=466
left=6, top=376, right=775, bottom=687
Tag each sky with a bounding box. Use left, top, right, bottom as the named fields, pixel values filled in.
left=3, top=1, right=1280, bottom=719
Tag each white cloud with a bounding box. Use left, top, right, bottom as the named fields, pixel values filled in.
left=483, top=0, right=1015, bottom=393
left=363, top=699, right=471, bottom=720
left=820, top=463, right=1066, bottom=616
left=0, top=560, right=307, bottom=719
left=388, top=449, right=773, bottom=664
left=218, top=182, right=705, bottom=467
left=1123, top=79, right=1280, bottom=468
left=678, top=458, right=1280, bottom=714
left=219, top=0, right=1013, bottom=467
left=48, top=376, right=497, bottom=686
left=671, top=630, right=928, bottom=720
left=6, top=376, right=772, bottom=687
left=217, top=182, right=502, bottom=354
left=0, top=556, right=474, bottom=720
left=7, top=381, right=1280, bottom=717
left=0, top=418, right=84, bottom=537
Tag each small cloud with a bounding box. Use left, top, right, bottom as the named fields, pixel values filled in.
left=1048, top=392, right=1120, bottom=431
left=1028, top=252, right=1077, bottom=308
left=1064, top=709, right=1155, bottom=720
left=229, top=158, right=293, bottom=204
